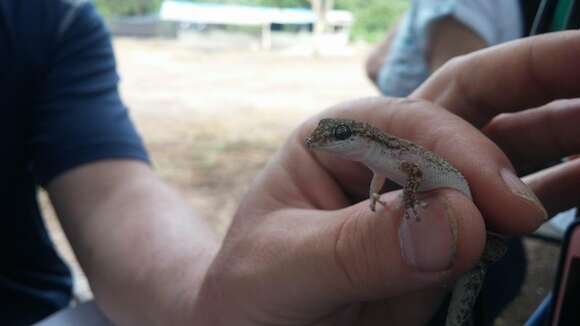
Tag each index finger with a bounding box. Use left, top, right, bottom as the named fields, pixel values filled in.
left=411, top=31, right=580, bottom=127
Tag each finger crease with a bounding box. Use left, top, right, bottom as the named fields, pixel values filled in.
left=453, top=62, right=498, bottom=128
left=333, top=214, right=358, bottom=295
left=524, top=41, right=557, bottom=106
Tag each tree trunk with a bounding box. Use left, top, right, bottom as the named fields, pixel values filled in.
left=310, top=0, right=333, bottom=55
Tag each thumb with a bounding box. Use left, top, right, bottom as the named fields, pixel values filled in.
left=203, top=184, right=487, bottom=325
left=314, top=188, right=486, bottom=303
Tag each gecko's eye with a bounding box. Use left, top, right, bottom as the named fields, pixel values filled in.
left=334, top=125, right=352, bottom=140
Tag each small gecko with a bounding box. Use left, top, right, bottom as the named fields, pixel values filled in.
left=305, top=118, right=507, bottom=326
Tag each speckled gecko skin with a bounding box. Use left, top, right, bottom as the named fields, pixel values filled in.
left=305, top=118, right=508, bottom=326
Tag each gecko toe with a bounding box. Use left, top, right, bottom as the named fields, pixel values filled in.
left=370, top=193, right=387, bottom=213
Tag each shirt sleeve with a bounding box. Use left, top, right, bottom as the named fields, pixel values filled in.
left=376, top=0, right=523, bottom=97
left=30, top=1, right=149, bottom=185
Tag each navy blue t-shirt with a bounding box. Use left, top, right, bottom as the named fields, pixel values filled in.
left=0, top=0, right=148, bottom=324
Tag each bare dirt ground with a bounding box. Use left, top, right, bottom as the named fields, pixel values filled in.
left=41, top=36, right=560, bottom=324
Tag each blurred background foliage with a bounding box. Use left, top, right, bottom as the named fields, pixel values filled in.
left=338, top=0, right=407, bottom=42
left=94, top=0, right=408, bottom=42
left=94, top=0, right=163, bottom=16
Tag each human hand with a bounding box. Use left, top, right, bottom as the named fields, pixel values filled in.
left=193, top=100, right=543, bottom=325
left=412, top=30, right=580, bottom=222
left=193, top=32, right=580, bottom=326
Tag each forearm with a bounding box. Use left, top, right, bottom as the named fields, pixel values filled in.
left=367, top=15, right=486, bottom=90
left=48, top=161, right=218, bottom=325
left=426, top=17, right=486, bottom=72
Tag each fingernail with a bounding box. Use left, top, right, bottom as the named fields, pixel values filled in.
left=398, top=195, right=458, bottom=272
left=500, top=168, right=548, bottom=221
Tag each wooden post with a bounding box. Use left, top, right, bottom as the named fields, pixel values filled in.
left=261, top=22, right=272, bottom=50
left=310, top=0, right=334, bottom=55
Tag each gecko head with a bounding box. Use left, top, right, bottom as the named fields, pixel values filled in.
left=305, top=118, right=363, bottom=152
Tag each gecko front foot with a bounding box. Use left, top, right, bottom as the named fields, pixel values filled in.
left=370, top=192, right=387, bottom=212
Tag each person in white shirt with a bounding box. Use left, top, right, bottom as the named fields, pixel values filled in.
left=366, top=0, right=523, bottom=96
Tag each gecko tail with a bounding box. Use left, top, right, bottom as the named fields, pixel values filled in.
left=445, top=262, right=486, bottom=326
left=445, top=236, right=507, bottom=326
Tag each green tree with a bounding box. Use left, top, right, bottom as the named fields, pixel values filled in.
left=186, top=0, right=309, bottom=7
left=94, top=0, right=408, bottom=41
left=336, top=0, right=408, bottom=42
left=94, top=0, right=163, bottom=16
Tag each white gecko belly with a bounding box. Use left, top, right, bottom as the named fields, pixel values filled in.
left=360, top=143, right=472, bottom=200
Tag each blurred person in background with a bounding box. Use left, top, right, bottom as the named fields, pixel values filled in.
left=366, top=0, right=532, bottom=96
left=1, top=1, right=217, bottom=324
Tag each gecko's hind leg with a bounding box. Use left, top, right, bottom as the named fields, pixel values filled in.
left=400, top=161, right=423, bottom=221
left=369, top=173, right=386, bottom=212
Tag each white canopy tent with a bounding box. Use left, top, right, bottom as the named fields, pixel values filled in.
left=160, top=1, right=353, bottom=49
